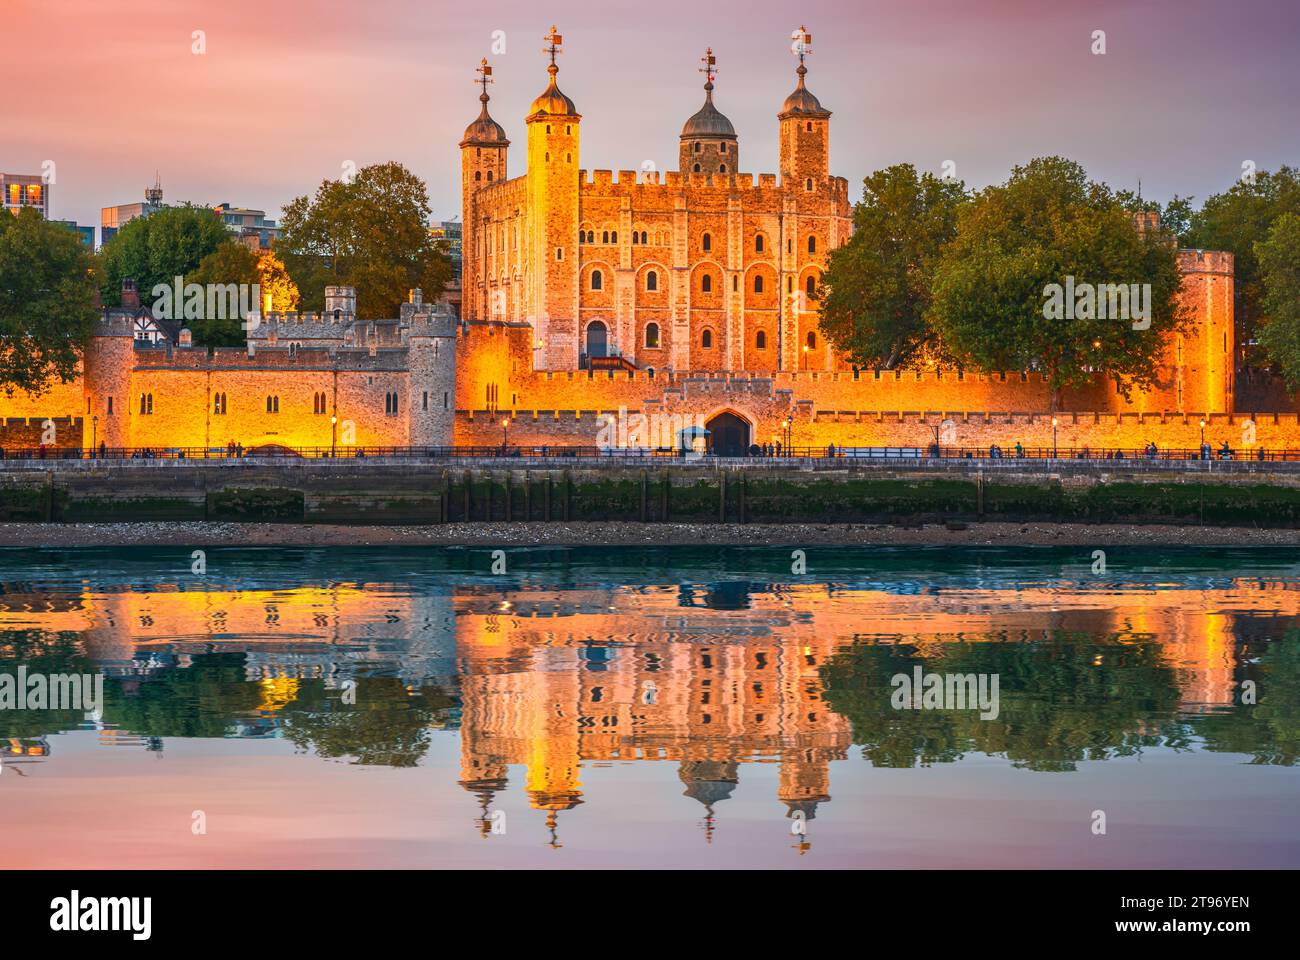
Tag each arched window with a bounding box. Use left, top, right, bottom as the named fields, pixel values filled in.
left=631, top=232, right=639, bottom=245
left=702, top=232, right=712, bottom=252
left=602, top=231, right=609, bottom=243
left=701, top=274, right=712, bottom=293
left=720, top=142, right=727, bottom=154
left=266, top=395, right=278, bottom=413
left=807, top=331, right=817, bottom=349
left=701, top=328, right=713, bottom=349
left=693, top=163, right=701, bottom=173
left=639, top=231, right=648, bottom=244
left=591, top=269, right=603, bottom=291
left=719, top=164, right=726, bottom=173
left=754, top=275, right=764, bottom=294
left=474, top=171, right=481, bottom=181
left=807, top=235, right=816, bottom=254
left=805, top=178, right=813, bottom=191
left=139, top=393, right=153, bottom=415
left=486, top=171, right=493, bottom=181
left=646, top=271, right=658, bottom=291
left=611, top=231, right=617, bottom=243
left=755, top=234, right=765, bottom=253
left=806, top=121, right=813, bottom=132
left=756, top=330, right=767, bottom=349
left=694, top=141, right=701, bottom=153
left=806, top=275, right=816, bottom=297
left=645, top=322, right=660, bottom=348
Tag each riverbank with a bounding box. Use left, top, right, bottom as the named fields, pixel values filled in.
left=3, top=520, right=1300, bottom=547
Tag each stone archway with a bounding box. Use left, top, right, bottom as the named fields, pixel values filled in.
left=585, top=320, right=608, bottom=358
left=705, top=411, right=751, bottom=457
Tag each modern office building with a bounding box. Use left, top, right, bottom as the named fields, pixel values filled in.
left=2, top=172, right=50, bottom=217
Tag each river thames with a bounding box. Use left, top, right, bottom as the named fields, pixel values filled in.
left=2, top=545, right=1297, bottom=868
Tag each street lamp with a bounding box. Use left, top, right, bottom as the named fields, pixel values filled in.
left=784, top=416, right=793, bottom=456
left=1051, top=416, right=1059, bottom=459
left=92, top=415, right=98, bottom=457
left=501, top=416, right=510, bottom=451
left=330, top=415, right=338, bottom=458
left=802, top=344, right=809, bottom=371
left=1200, top=418, right=1207, bottom=459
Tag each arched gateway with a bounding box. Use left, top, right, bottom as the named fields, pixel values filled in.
left=706, top=411, right=751, bottom=457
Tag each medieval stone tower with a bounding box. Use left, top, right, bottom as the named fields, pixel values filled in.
left=460, top=58, right=510, bottom=324
left=402, top=289, right=459, bottom=446
left=525, top=27, right=582, bottom=370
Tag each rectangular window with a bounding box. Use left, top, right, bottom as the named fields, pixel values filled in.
left=423, top=391, right=428, bottom=411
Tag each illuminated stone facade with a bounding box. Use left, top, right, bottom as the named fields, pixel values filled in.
left=0, top=29, right=1272, bottom=455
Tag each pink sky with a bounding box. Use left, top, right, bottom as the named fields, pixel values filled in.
left=6, top=0, right=1299, bottom=230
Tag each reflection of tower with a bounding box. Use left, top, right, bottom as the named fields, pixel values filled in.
left=678, top=759, right=738, bottom=843
left=778, top=748, right=832, bottom=822
left=525, top=662, right=584, bottom=848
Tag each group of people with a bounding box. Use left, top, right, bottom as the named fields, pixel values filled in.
left=225, top=441, right=245, bottom=458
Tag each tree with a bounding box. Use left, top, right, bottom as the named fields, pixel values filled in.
left=1254, top=213, right=1300, bottom=388
left=182, top=241, right=261, bottom=346
left=0, top=208, right=100, bottom=395
left=98, top=205, right=229, bottom=309
left=276, top=162, right=453, bottom=320
left=817, top=164, right=967, bottom=369
left=257, top=249, right=299, bottom=314
left=929, top=157, right=1185, bottom=406
left=1185, top=166, right=1300, bottom=355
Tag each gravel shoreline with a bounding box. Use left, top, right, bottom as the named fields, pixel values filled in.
left=1, top=520, right=1299, bottom=547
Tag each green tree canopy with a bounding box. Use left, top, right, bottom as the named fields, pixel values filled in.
left=817, top=164, right=968, bottom=369
left=98, top=205, right=229, bottom=309
left=1254, top=213, right=1300, bottom=388
left=1184, top=165, right=1300, bottom=356
left=276, top=161, right=453, bottom=320
left=183, top=241, right=261, bottom=346
left=0, top=208, right=100, bottom=394
left=929, top=157, right=1185, bottom=405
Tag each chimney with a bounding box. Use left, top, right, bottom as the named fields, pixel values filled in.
left=409, top=288, right=423, bottom=306
left=121, top=278, right=140, bottom=309
left=179, top=328, right=193, bottom=348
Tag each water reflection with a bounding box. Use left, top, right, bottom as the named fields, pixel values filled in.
left=1, top=546, right=1298, bottom=857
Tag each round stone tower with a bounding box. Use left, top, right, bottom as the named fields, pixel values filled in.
left=82, top=290, right=137, bottom=450
left=403, top=289, right=458, bottom=447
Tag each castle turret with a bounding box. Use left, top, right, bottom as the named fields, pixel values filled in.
left=83, top=280, right=138, bottom=450
left=526, top=26, right=581, bottom=369
left=679, top=48, right=738, bottom=176
left=402, top=288, right=458, bottom=446
left=461, top=58, right=510, bottom=323
left=778, top=27, right=831, bottom=190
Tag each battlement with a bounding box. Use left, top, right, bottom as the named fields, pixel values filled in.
left=1178, top=249, right=1235, bottom=276
left=576, top=168, right=844, bottom=202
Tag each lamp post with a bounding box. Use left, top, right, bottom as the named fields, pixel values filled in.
left=1051, top=416, right=1058, bottom=460
left=501, top=416, right=510, bottom=452
left=784, top=416, right=793, bottom=456
left=1200, top=418, right=1207, bottom=460
left=330, top=415, right=337, bottom=458
left=92, top=415, right=98, bottom=457
left=802, top=344, right=809, bottom=371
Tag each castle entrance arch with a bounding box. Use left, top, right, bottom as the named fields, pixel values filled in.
left=706, top=411, right=751, bottom=457
left=585, top=320, right=608, bottom=358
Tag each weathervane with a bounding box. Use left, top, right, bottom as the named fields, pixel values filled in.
left=543, top=25, right=563, bottom=71
left=700, top=47, right=717, bottom=85
left=792, top=25, right=812, bottom=65
left=475, top=57, right=493, bottom=97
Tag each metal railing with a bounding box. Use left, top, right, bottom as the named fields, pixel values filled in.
left=0, top=443, right=1290, bottom=464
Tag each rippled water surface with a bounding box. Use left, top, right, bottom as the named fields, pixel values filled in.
left=1, top=545, right=1298, bottom=868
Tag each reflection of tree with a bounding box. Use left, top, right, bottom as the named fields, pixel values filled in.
left=820, top=633, right=1186, bottom=771
left=104, top=653, right=263, bottom=738
left=0, top=630, right=99, bottom=739
left=1193, top=632, right=1300, bottom=765
left=279, top=678, right=455, bottom=767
